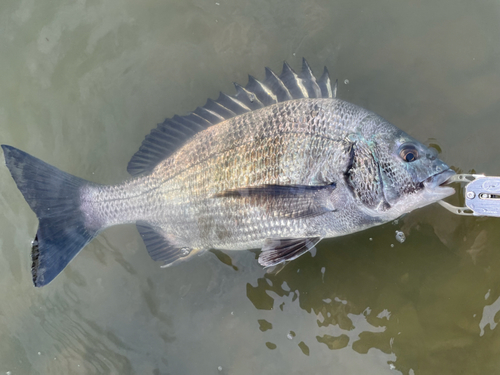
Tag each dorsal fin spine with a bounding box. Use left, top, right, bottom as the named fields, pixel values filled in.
left=233, top=83, right=265, bottom=109
left=186, top=112, right=213, bottom=128
left=299, top=58, right=322, bottom=98
left=279, top=62, right=309, bottom=98
left=246, top=75, right=278, bottom=105
left=318, top=67, right=333, bottom=98
left=332, top=79, right=338, bottom=99
left=194, top=106, right=225, bottom=124
left=156, top=123, right=187, bottom=142
left=264, top=67, right=293, bottom=102
left=205, top=98, right=236, bottom=118
left=216, top=92, right=251, bottom=115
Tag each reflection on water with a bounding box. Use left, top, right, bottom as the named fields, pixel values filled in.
left=2, top=0, right=500, bottom=373
left=245, top=205, right=500, bottom=374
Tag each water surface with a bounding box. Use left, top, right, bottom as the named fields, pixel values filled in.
left=1, top=0, right=500, bottom=374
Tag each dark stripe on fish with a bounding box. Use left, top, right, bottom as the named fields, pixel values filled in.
left=214, top=184, right=337, bottom=219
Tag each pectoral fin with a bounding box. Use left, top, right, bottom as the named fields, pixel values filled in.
left=215, top=184, right=336, bottom=219
left=258, top=237, right=322, bottom=267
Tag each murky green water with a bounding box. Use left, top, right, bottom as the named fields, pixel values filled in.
left=1, top=0, right=500, bottom=374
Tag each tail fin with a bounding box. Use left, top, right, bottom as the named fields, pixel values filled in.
left=2, top=145, right=101, bottom=287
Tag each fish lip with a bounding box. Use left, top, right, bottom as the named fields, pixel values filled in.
left=421, top=168, right=456, bottom=201
left=423, top=168, right=456, bottom=188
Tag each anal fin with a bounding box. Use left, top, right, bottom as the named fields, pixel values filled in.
left=136, top=222, right=192, bottom=266
left=258, top=237, right=322, bottom=267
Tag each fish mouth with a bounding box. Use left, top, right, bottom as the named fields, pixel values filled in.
left=422, top=168, right=456, bottom=200
left=424, top=168, right=456, bottom=188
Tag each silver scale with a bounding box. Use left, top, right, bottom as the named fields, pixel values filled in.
left=439, top=174, right=500, bottom=217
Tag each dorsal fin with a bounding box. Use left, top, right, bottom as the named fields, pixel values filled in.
left=127, top=59, right=337, bottom=176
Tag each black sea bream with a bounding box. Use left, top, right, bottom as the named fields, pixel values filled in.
left=2, top=59, right=455, bottom=286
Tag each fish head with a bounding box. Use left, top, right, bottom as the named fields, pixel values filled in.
left=348, top=120, right=455, bottom=218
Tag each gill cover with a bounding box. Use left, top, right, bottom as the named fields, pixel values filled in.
left=345, top=139, right=388, bottom=211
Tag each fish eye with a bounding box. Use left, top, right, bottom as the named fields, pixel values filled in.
left=399, top=144, right=418, bottom=162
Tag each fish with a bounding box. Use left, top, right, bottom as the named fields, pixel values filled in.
left=1, top=59, right=455, bottom=287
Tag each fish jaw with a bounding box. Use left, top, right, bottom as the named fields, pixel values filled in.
left=421, top=168, right=456, bottom=203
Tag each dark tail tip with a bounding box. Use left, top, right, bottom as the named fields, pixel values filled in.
left=2, top=145, right=101, bottom=287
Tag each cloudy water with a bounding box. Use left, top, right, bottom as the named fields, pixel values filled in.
left=1, top=0, right=500, bottom=374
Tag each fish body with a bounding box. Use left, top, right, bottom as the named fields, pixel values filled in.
left=2, top=60, right=455, bottom=286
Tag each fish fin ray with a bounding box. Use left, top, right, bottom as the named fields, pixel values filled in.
left=194, top=106, right=226, bottom=124
left=246, top=75, right=277, bottom=105
left=265, top=67, right=293, bottom=102
left=204, top=98, right=236, bottom=119
left=171, top=114, right=205, bottom=133
left=299, top=58, right=322, bottom=98
left=128, top=60, right=336, bottom=176
left=318, top=67, right=334, bottom=98
left=279, top=62, right=308, bottom=99
left=215, top=184, right=337, bottom=219
left=185, top=112, right=213, bottom=128
left=136, top=222, right=193, bottom=264
left=332, top=79, right=338, bottom=99
left=233, top=83, right=265, bottom=110
left=259, top=237, right=322, bottom=267
left=216, top=92, right=251, bottom=115
left=127, top=117, right=198, bottom=176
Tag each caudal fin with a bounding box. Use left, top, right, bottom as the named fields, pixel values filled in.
left=2, top=145, right=101, bottom=287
